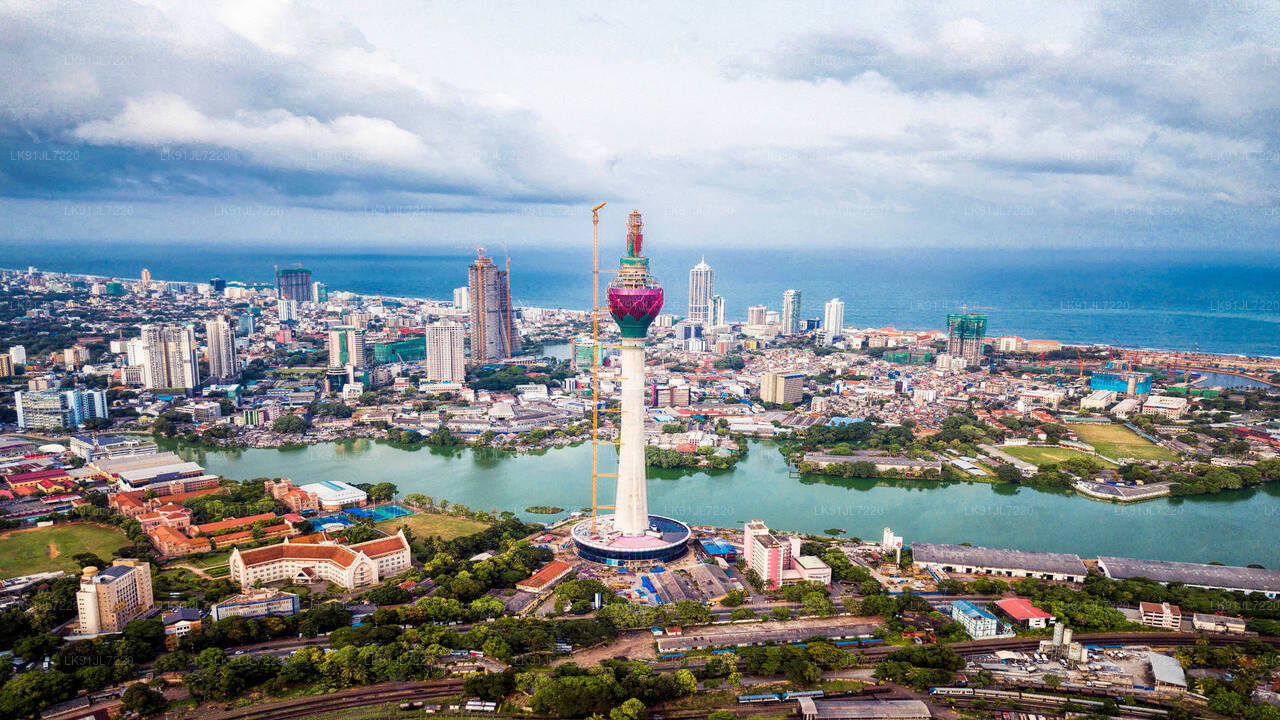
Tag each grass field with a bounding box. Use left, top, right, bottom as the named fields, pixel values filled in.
left=1002, top=445, right=1118, bottom=468
left=0, top=523, right=131, bottom=577
left=1069, top=423, right=1180, bottom=461
left=376, top=512, right=489, bottom=540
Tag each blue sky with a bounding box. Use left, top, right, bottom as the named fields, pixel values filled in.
left=1, top=1, right=1278, bottom=250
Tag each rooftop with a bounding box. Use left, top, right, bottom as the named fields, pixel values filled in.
left=913, top=542, right=1087, bottom=575
left=1100, top=556, right=1280, bottom=594
left=995, top=597, right=1053, bottom=621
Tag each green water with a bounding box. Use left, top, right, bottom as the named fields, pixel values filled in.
left=167, top=439, right=1280, bottom=568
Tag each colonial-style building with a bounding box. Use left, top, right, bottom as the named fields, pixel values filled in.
left=228, top=531, right=411, bottom=589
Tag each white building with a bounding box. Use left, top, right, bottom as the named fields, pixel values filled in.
left=277, top=298, right=298, bottom=323
left=822, top=298, right=844, bottom=344
left=298, top=479, right=368, bottom=510
left=425, top=320, right=466, bottom=384
left=229, top=532, right=411, bottom=589
left=781, top=289, right=801, bottom=334
left=452, top=286, right=470, bottom=313
left=15, top=388, right=108, bottom=430
left=130, top=324, right=200, bottom=390
left=76, top=560, right=154, bottom=635
left=747, top=304, right=767, bottom=326
left=688, top=259, right=714, bottom=326
left=205, top=316, right=238, bottom=380
left=1143, top=395, right=1189, bottom=419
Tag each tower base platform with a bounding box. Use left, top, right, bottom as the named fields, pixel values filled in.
left=571, top=514, right=691, bottom=567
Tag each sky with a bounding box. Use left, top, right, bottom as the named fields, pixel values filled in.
left=1, top=0, right=1278, bottom=252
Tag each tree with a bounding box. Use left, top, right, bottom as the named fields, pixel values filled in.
left=271, top=414, right=309, bottom=433
left=611, top=697, right=647, bottom=720
left=121, top=683, right=168, bottom=716
left=994, top=464, right=1022, bottom=483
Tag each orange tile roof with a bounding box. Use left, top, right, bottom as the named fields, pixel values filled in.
left=517, top=560, right=575, bottom=591
left=350, top=534, right=410, bottom=558
left=196, top=512, right=279, bottom=535
left=238, top=542, right=358, bottom=568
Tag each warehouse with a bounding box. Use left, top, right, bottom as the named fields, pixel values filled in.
left=1098, top=556, right=1280, bottom=598
left=799, top=698, right=931, bottom=720
left=912, top=542, right=1087, bottom=582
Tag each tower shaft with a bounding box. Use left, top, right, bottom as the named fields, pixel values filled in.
left=615, top=338, right=649, bottom=536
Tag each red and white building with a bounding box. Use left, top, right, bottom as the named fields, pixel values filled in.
left=743, top=519, right=831, bottom=590
left=1140, top=601, right=1182, bottom=630
left=228, top=531, right=411, bottom=589
left=995, top=597, right=1056, bottom=629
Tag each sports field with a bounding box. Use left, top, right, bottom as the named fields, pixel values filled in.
left=1070, top=423, right=1179, bottom=461
left=0, top=523, right=131, bottom=577
left=376, top=512, right=489, bottom=541
left=1002, top=445, right=1117, bottom=468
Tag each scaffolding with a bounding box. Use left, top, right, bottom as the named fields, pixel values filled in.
left=589, top=204, right=621, bottom=533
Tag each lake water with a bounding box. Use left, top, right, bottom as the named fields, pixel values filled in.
left=170, top=439, right=1280, bottom=568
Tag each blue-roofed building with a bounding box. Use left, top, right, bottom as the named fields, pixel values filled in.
left=950, top=599, right=1005, bottom=639
left=1090, top=370, right=1152, bottom=396
left=697, top=538, right=738, bottom=563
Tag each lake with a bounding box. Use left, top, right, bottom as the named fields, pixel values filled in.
left=168, top=439, right=1280, bottom=568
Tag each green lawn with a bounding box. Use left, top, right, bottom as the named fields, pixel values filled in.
left=186, top=549, right=234, bottom=569
left=1001, top=445, right=1117, bottom=468
left=1069, top=423, right=1179, bottom=461
left=0, top=523, right=132, bottom=577
left=376, top=512, right=490, bottom=541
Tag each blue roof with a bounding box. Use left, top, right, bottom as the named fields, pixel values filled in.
left=952, top=600, right=998, bottom=621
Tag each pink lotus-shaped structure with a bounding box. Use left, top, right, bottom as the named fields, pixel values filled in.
left=608, top=286, right=664, bottom=339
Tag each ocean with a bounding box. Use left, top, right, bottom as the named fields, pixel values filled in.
left=4, top=239, right=1278, bottom=356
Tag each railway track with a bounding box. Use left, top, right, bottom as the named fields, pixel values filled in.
left=858, top=631, right=1280, bottom=660
left=209, top=679, right=466, bottom=720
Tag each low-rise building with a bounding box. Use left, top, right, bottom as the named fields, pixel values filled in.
left=995, top=597, right=1055, bottom=629
left=1191, top=613, right=1247, bottom=634
left=949, top=599, right=1003, bottom=639
left=1098, top=556, right=1280, bottom=598
left=298, top=479, right=367, bottom=511
left=1139, top=601, right=1182, bottom=629
left=228, top=531, right=410, bottom=589
left=1142, top=395, right=1189, bottom=419
left=162, top=608, right=202, bottom=649
left=211, top=589, right=301, bottom=622
left=912, top=542, right=1087, bottom=583
left=515, top=560, right=576, bottom=593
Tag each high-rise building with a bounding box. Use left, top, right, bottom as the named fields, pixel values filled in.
left=139, top=268, right=151, bottom=287
left=277, top=298, right=298, bottom=323
left=710, top=295, right=725, bottom=326
left=236, top=312, right=255, bottom=337
left=760, top=371, right=805, bottom=405
left=425, top=320, right=466, bottom=383
left=15, top=388, right=108, bottom=430
left=468, top=250, right=519, bottom=364
left=823, top=298, right=845, bottom=344
left=572, top=210, right=690, bottom=566
left=747, top=304, right=767, bottom=326
left=209, top=277, right=226, bottom=292
left=131, top=325, right=200, bottom=390
left=311, top=282, right=328, bottom=304
left=8, top=345, right=26, bottom=367
left=327, top=326, right=367, bottom=370
left=76, top=560, right=154, bottom=635
left=276, top=267, right=312, bottom=303
left=688, top=259, right=714, bottom=326
left=0, top=354, right=10, bottom=377
left=782, top=289, right=801, bottom=334
left=946, top=313, right=988, bottom=367
left=205, top=316, right=238, bottom=380
left=452, top=286, right=471, bottom=314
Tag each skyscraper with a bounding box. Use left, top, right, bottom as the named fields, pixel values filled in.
left=782, top=289, right=801, bottom=334
left=947, top=313, right=988, bottom=367
left=425, top=320, right=465, bottom=383
left=688, top=258, right=714, bottom=326
left=747, top=304, right=767, bottom=326
left=8, top=345, right=26, bottom=367
left=276, top=267, right=312, bottom=303
left=205, top=316, right=238, bottom=380
left=131, top=325, right=200, bottom=389
left=327, top=326, right=367, bottom=370
left=311, top=282, right=328, bottom=304
left=452, top=286, right=470, bottom=313
left=823, top=298, right=845, bottom=344
left=467, top=250, right=519, bottom=364
left=277, top=298, right=298, bottom=323
left=139, top=268, right=152, bottom=287
left=711, top=295, right=725, bottom=326
left=15, top=389, right=108, bottom=430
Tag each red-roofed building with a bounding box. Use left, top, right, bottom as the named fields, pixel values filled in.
left=6, top=468, right=74, bottom=494
left=516, top=560, right=576, bottom=594
left=228, top=531, right=410, bottom=589
left=995, top=597, right=1055, bottom=629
